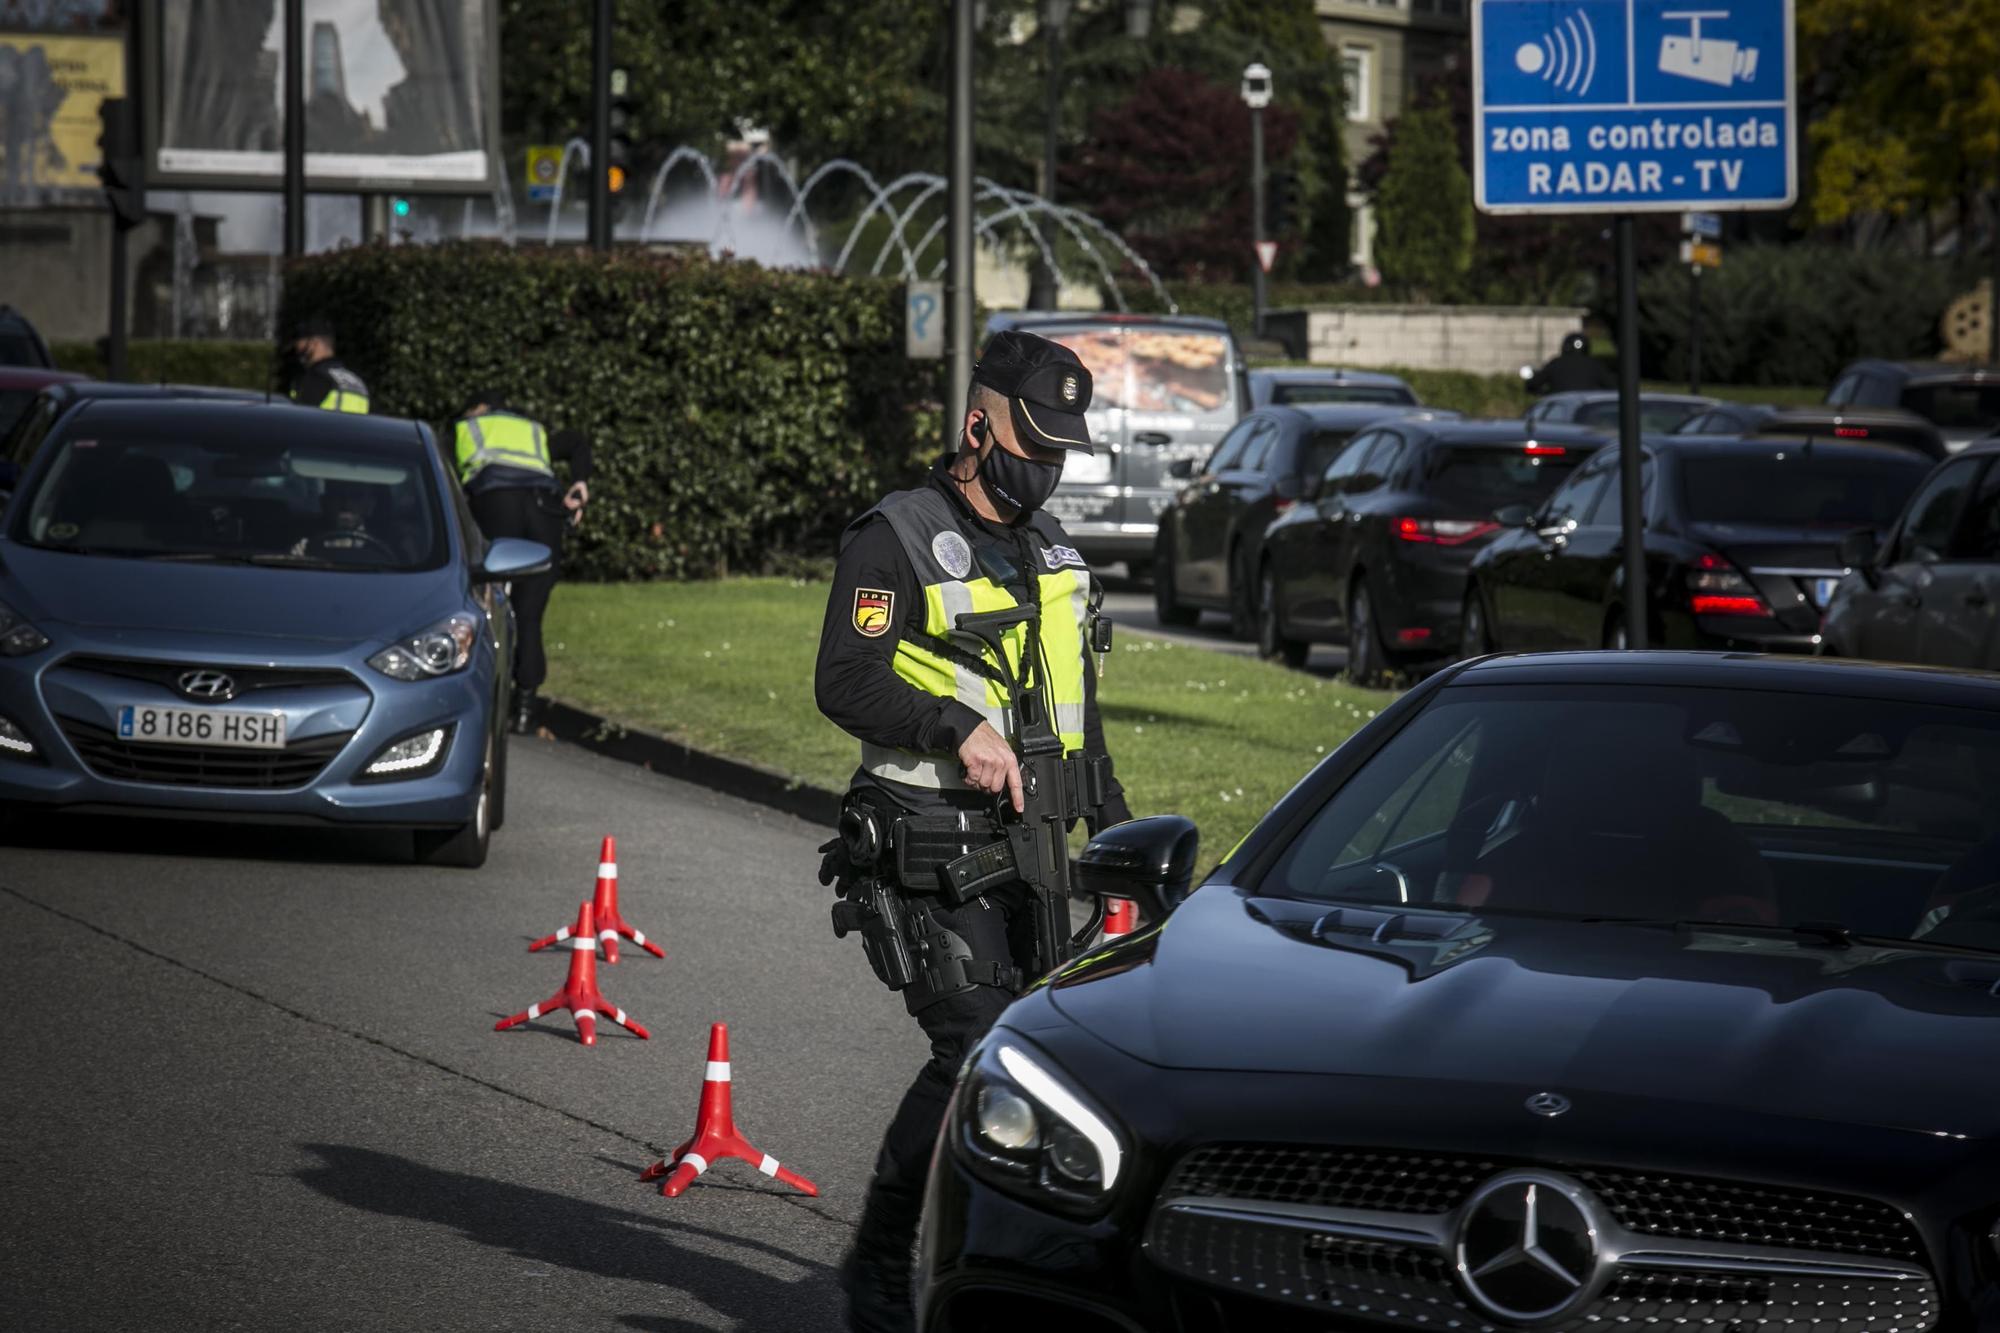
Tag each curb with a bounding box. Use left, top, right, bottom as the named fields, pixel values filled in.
left=538, top=699, right=843, bottom=827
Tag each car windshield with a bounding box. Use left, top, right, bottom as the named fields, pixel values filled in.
left=1681, top=453, right=1928, bottom=528
left=1274, top=383, right=1412, bottom=406
left=1263, top=683, right=2000, bottom=952
left=1426, top=445, right=1582, bottom=509
left=13, top=427, right=447, bottom=571
left=1043, top=327, right=1235, bottom=420
left=1574, top=398, right=1704, bottom=432
left=1901, top=382, right=2000, bottom=433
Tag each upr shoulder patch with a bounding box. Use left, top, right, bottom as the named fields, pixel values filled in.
left=852, top=587, right=895, bottom=637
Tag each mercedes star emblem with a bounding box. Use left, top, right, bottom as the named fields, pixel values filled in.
left=1525, top=1091, right=1571, bottom=1117
left=1455, top=1171, right=1608, bottom=1324
left=177, top=670, right=238, bottom=701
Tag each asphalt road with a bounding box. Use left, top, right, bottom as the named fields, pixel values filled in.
left=1100, top=572, right=1350, bottom=677
left=0, top=739, right=926, bottom=1332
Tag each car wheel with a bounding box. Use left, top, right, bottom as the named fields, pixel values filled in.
left=1461, top=589, right=1493, bottom=660
left=1257, top=564, right=1309, bottom=669
left=1347, top=579, right=1393, bottom=688
left=414, top=729, right=493, bottom=868
left=1151, top=532, right=1199, bottom=628
left=489, top=723, right=509, bottom=832
left=1225, top=544, right=1256, bottom=641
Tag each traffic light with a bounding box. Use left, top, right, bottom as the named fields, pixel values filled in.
left=391, top=196, right=412, bottom=219
left=608, top=66, right=635, bottom=195
left=1265, top=169, right=1300, bottom=237
left=96, top=96, right=144, bottom=228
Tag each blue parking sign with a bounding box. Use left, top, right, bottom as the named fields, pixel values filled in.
left=1474, top=0, right=1795, bottom=215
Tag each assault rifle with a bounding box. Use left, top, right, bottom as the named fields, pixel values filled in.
left=933, top=603, right=1112, bottom=976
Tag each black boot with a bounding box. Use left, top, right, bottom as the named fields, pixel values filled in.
left=840, top=1174, right=922, bottom=1333
left=510, top=688, right=537, bottom=735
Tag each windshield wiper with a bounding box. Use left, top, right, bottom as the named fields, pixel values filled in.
left=1588, top=915, right=2000, bottom=958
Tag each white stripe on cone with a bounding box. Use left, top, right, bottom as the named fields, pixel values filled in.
left=757, top=1155, right=780, bottom=1177
left=553, top=926, right=572, bottom=942
left=705, top=1061, right=731, bottom=1082
left=526, top=1003, right=542, bottom=1019
left=613, top=1008, right=627, bottom=1024
left=572, top=936, right=593, bottom=951
left=630, top=930, right=647, bottom=945
left=599, top=863, right=617, bottom=877
left=598, top=929, right=616, bottom=942
left=681, top=1152, right=709, bottom=1176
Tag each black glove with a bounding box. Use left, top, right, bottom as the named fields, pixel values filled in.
left=816, top=837, right=843, bottom=889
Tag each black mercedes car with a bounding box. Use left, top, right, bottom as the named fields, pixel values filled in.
left=1153, top=403, right=1447, bottom=638
left=1464, top=435, right=1931, bottom=655
left=1257, top=420, right=1604, bottom=683
left=919, top=651, right=2000, bottom=1333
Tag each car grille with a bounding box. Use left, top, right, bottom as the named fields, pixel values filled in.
left=1148, top=1145, right=1939, bottom=1333
left=58, top=655, right=358, bottom=697
left=57, top=717, right=351, bottom=789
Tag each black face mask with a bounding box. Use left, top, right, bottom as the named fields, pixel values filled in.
left=977, top=438, right=1063, bottom=521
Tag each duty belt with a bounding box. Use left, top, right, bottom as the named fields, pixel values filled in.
left=891, top=811, right=1008, bottom=893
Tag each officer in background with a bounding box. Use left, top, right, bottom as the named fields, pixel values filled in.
left=450, top=395, right=593, bottom=734
left=815, top=330, right=1132, bottom=1333
left=1526, top=331, right=1615, bottom=395
left=285, top=314, right=372, bottom=413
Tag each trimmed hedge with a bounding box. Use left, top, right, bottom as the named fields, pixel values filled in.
left=52, top=339, right=274, bottom=390
left=278, top=243, right=939, bottom=581
left=1637, top=244, right=1974, bottom=387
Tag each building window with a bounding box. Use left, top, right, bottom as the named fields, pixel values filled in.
left=1412, top=0, right=1466, bottom=14
left=1342, top=43, right=1375, bottom=123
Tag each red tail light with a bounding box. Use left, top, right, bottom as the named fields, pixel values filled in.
left=1396, top=517, right=1501, bottom=545
left=1524, top=444, right=1567, bottom=457
left=1396, top=627, right=1434, bottom=645
left=1688, top=552, right=1771, bottom=617
left=1691, top=595, right=1771, bottom=617
left=1834, top=426, right=1869, bottom=438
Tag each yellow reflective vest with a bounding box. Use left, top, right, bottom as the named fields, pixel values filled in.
left=453, top=412, right=555, bottom=492
left=850, top=488, right=1091, bottom=791
left=292, top=362, right=371, bottom=414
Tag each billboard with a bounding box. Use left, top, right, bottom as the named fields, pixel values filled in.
left=144, top=0, right=498, bottom=193
left=0, top=29, right=125, bottom=204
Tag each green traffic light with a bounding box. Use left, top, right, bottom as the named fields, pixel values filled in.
left=392, top=197, right=411, bottom=218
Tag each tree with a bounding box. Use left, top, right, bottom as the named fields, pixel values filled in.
left=1370, top=101, right=1472, bottom=297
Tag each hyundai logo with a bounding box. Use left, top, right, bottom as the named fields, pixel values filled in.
left=1455, top=1171, right=1610, bottom=1324
left=1525, top=1091, right=1571, bottom=1117
left=177, top=670, right=238, bottom=701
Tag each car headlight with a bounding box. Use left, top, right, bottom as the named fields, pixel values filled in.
left=368, top=613, right=478, bottom=681
left=0, top=598, right=50, bottom=657
left=950, top=1035, right=1126, bottom=1215
left=361, top=725, right=450, bottom=779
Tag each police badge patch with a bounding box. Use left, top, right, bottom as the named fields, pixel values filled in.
left=852, top=588, right=894, bottom=637
left=1040, top=544, right=1087, bottom=570
left=932, top=530, right=973, bottom=579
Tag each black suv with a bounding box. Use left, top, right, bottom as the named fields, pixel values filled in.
left=1257, top=419, right=1604, bottom=682
left=1828, top=359, right=2000, bottom=447
left=1681, top=403, right=1948, bottom=460
left=1466, top=435, right=1932, bottom=655
left=1153, top=403, right=1446, bottom=638
left=1821, top=439, right=2000, bottom=669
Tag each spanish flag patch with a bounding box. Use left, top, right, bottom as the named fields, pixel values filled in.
left=852, top=588, right=894, bottom=638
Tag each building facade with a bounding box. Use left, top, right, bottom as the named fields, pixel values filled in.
left=1316, top=0, right=1469, bottom=273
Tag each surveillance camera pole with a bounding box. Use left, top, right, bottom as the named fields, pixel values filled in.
left=588, top=0, right=611, bottom=251
left=1242, top=63, right=1272, bottom=340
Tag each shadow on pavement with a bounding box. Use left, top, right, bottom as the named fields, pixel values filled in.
left=296, top=1144, right=837, bottom=1324
left=3, top=809, right=411, bottom=866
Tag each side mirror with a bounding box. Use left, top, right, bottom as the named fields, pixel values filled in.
left=1167, top=457, right=1195, bottom=479
left=1298, top=473, right=1322, bottom=502
left=1838, top=528, right=1878, bottom=571
left=1076, top=815, right=1200, bottom=923
left=475, top=537, right=553, bottom=584
left=1494, top=503, right=1534, bottom=529
left=1273, top=474, right=1303, bottom=502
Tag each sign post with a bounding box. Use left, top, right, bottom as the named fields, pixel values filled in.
left=1474, top=0, right=1794, bottom=649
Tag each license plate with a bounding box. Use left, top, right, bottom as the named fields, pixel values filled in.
left=1810, top=577, right=1842, bottom=608
left=117, top=704, right=287, bottom=750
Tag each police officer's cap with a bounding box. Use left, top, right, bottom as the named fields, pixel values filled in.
left=289, top=311, right=336, bottom=342
left=973, top=330, right=1095, bottom=456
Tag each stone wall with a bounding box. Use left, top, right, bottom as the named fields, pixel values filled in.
left=1266, top=304, right=1588, bottom=375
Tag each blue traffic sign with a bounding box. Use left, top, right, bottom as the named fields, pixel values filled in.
left=1473, top=0, right=1795, bottom=215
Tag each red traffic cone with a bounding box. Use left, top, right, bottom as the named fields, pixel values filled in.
left=496, top=901, right=650, bottom=1046
left=527, top=835, right=664, bottom=964
left=1103, top=897, right=1137, bottom=940
left=640, top=1024, right=816, bottom=1198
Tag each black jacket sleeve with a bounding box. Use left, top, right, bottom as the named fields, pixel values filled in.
left=291, top=365, right=334, bottom=406
left=815, top=517, right=987, bottom=754
left=550, top=428, right=594, bottom=483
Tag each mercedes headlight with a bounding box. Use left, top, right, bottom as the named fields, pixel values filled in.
left=0, top=597, right=50, bottom=657
left=368, top=613, right=478, bottom=681
left=950, top=1035, right=1126, bottom=1215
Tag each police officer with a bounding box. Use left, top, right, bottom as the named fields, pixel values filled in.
left=285, top=314, right=372, bottom=413
left=1526, top=331, right=1616, bottom=396
left=815, top=331, right=1132, bottom=1333
left=450, top=394, right=593, bottom=734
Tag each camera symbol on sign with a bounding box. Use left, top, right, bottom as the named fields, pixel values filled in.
left=1658, top=11, right=1759, bottom=86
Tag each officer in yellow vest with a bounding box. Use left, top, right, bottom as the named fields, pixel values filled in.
left=285, top=314, right=372, bottom=413
left=451, top=394, right=593, bottom=733
left=815, top=330, right=1130, bottom=1333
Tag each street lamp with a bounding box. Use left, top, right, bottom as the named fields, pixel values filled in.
left=1241, top=63, right=1273, bottom=336
left=1029, top=0, right=1072, bottom=311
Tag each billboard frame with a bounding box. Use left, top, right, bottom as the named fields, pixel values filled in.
left=137, top=0, right=501, bottom=196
